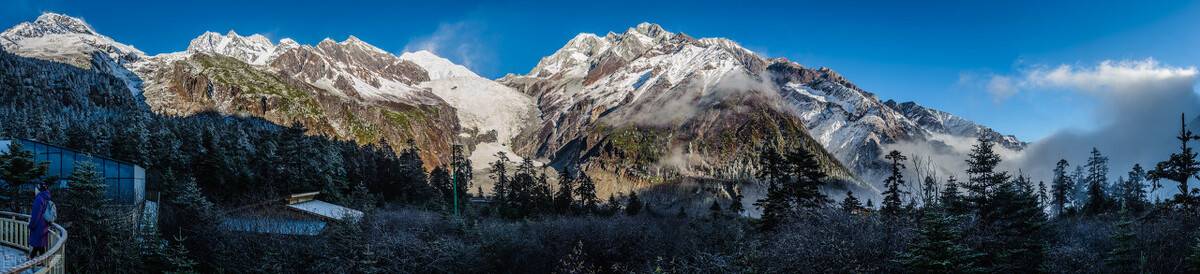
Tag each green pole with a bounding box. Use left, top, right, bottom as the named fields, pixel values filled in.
left=452, top=158, right=459, bottom=218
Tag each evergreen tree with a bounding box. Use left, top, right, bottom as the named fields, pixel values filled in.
left=534, top=169, right=554, bottom=212
left=450, top=144, right=473, bottom=204
left=963, top=137, right=1009, bottom=210
left=940, top=177, right=963, bottom=212
left=881, top=150, right=908, bottom=216
left=922, top=176, right=939, bottom=207
left=676, top=206, right=687, bottom=218
left=1188, top=236, right=1200, bottom=272
left=1037, top=181, right=1049, bottom=210
left=490, top=151, right=511, bottom=204
left=1116, top=164, right=1149, bottom=212
left=0, top=141, right=47, bottom=211
left=976, top=175, right=1047, bottom=272
left=1051, top=159, right=1072, bottom=216
left=605, top=193, right=621, bottom=216
left=574, top=172, right=598, bottom=213
left=1149, top=113, right=1200, bottom=207
left=164, top=234, right=199, bottom=274
left=1083, top=148, right=1111, bottom=215
left=1105, top=212, right=1140, bottom=273
left=63, top=162, right=118, bottom=273
left=728, top=189, right=744, bottom=215
left=755, top=175, right=790, bottom=231
left=429, top=166, right=452, bottom=208
left=554, top=169, right=575, bottom=214
left=755, top=145, right=791, bottom=230
left=897, top=209, right=982, bottom=273
left=841, top=190, right=863, bottom=213
left=625, top=191, right=642, bottom=216
left=785, top=146, right=830, bottom=208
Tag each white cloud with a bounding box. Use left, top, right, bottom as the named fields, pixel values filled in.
left=979, top=58, right=1197, bottom=101
left=1024, top=58, right=1197, bottom=94
left=986, top=75, right=1017, bottom=100
left=981, top=58, right=1198, bottom=185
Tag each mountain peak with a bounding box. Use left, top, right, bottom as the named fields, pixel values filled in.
left=633, top=22, right=667, bottom=36
left=186, top=30, right=277, bottom=65
left=3, top=12, right=98, bottom=39
left=399, top=50, right=479, bottom=80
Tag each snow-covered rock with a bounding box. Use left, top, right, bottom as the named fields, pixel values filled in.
left=1, top=12, right=145, bottom=95
left=400, top=50, right=479, bottom=80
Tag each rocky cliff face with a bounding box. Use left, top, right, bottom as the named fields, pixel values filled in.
left=502, top=23, right=1028, bottom=195
left=132, top=33, right=461, bottom=168
left=500, top=23, right=863, bottom=196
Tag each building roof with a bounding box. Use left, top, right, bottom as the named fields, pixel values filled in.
left=287, top=200, right=363, bottom=221
left=219, top=217, right=327, bottom=236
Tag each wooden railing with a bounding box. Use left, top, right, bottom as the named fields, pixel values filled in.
left=0, top=212, right=66, bottom=274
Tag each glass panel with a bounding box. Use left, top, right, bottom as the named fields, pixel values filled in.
left=119, top=164, right=133, bottom=179
left=105, top=160, right=118, bottom=179
left=47, top=147, right=62, bottom=178
left=61, top=150, right=75, bottom=178
left=121, top=178, right=134, bottom=203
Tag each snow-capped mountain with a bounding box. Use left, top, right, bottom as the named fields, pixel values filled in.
left=1, top=12, right=145, bottom=95
left=400, top=50, right=480, bottom=80
left=884, top=100, right=1024, bottom=150
left=501, top=23, right=1025, bottom=191
left=1, top=13, right=1027, bottom=196
left=400, top=51, right=541, bottom=166
left=501, top=23, right=861, bottom=196
left=186, top=31, right=286, bottom=66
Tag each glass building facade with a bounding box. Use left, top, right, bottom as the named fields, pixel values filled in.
left=0, top=138, right=145, bottom=205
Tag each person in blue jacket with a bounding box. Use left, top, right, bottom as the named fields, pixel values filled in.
left=27, top=181, right=50, bottom=259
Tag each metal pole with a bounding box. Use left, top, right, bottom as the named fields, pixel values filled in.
left=452, top=157, right=458, bottom=218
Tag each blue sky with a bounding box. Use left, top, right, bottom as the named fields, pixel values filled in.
left=4, top=0, right=1199, bottom=141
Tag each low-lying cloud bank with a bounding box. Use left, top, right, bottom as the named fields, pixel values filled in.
left=891, top=59, right=1199, bottom=190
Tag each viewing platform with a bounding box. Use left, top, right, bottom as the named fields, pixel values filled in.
left=0, top=212, right=66, bottom=274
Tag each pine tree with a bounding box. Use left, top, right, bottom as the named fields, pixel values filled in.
left=1116, top=164, right=1149, bottom=212
left=1105, top=212, right=1140, bottom=273
left=976, top=175, right=1047, bottom=273
left=429, top=166, right=452, bottom=208
left=164, top=234, right=199, bottom=274
left=841, top=190, right=863, bottom=213
left=963, top=137, right=1009, bottom=210
left=897, top=209, right=982, bottom=273
left=1083, top=148, right=1111, bottom=215
left=1149, top=113, right=1200, bottom=207
left=728, top=189, right=744, bottom=215
left=755, top=145, right=791, bottom=230
left=63, top=162, right=117, bottom=273
left=940, top=177, right=963, bottom=212
left=1188, top=236, right=1200, bottom=272
left=450, top=144, right=473, bottom=203
left=0, top=141, right=47, bottom=211
left=625, top=191, right=642, bottom=216
left=785, top=146, right=830, bottom=208
left=1037, top=181, right=1049, bottom=210
left=534, top=169, right=554, bottom=212
left=490, top=151, right=511, bottom=204
left=1051, top=159, right=1072, bottom=216
left=554, top=168, right=575, bottom=214
left=881, top=150, right=908, bottom=216
left=605, top=193, right=621, bottom=216
left=922, top=176, right=939, bottom=207
left=575, top=172, right=598, bottom=213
